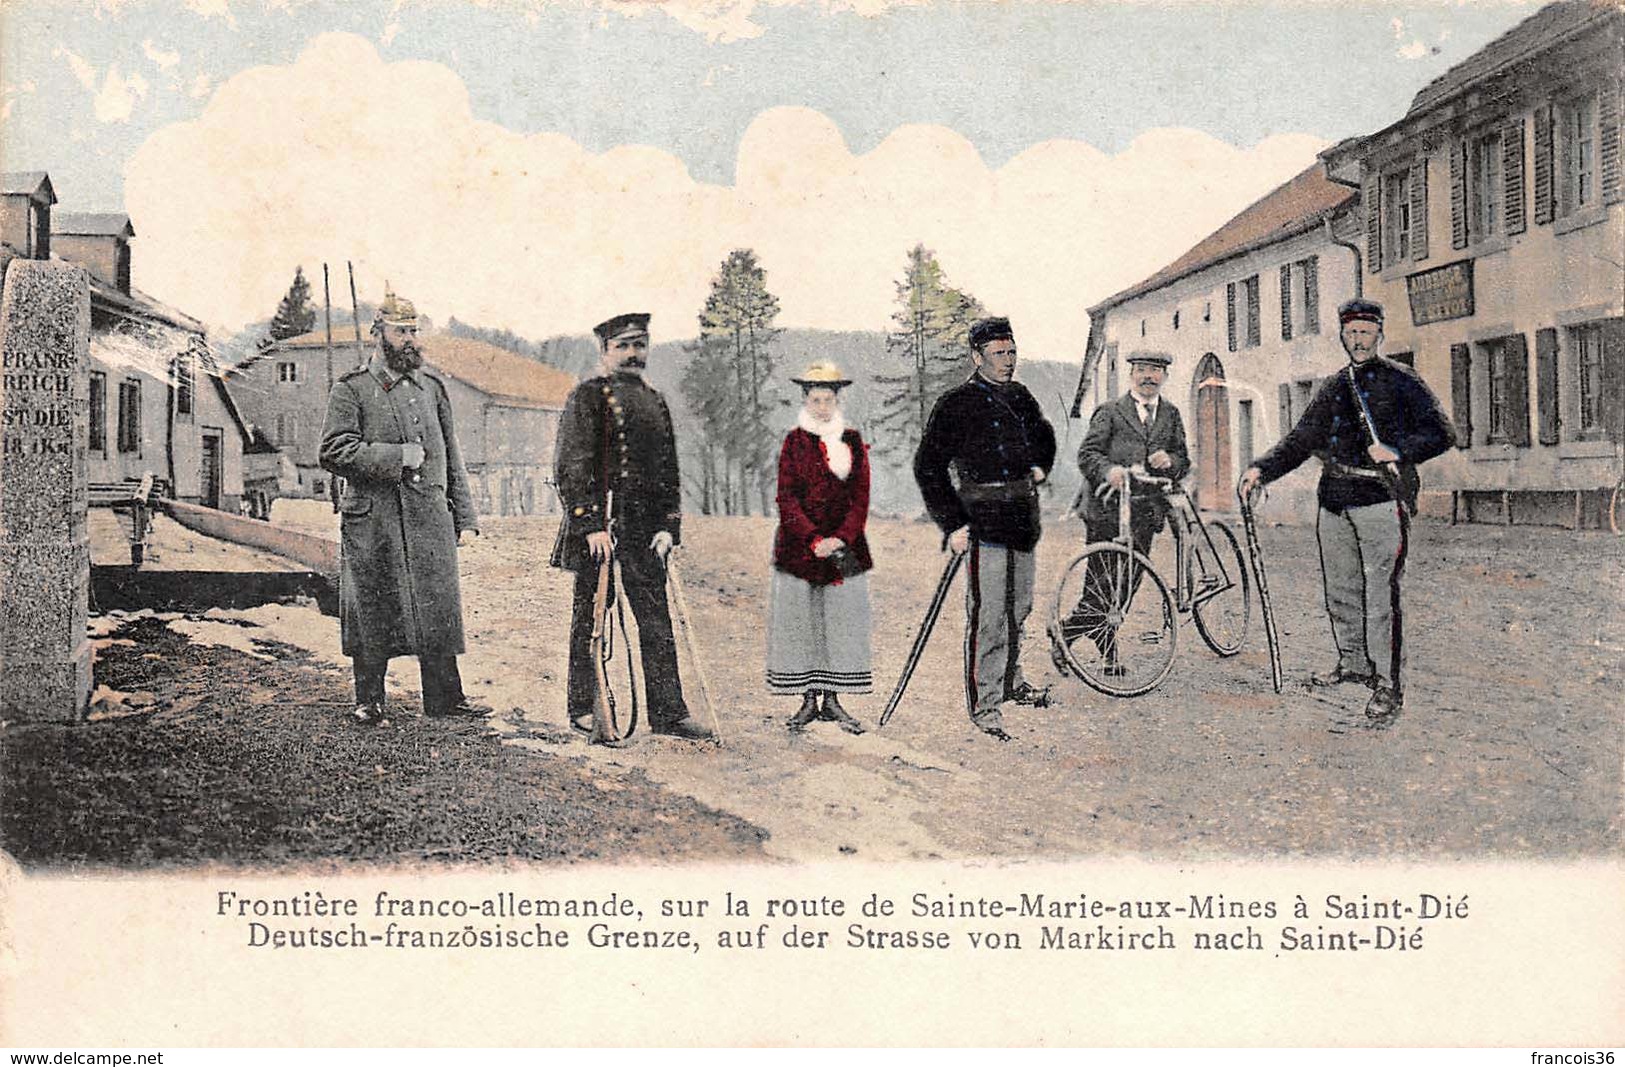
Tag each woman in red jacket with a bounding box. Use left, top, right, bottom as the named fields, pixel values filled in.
left=767, top=361, right=873, bottom=733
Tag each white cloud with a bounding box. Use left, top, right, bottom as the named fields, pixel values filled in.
left=1, top=80, right=36, bottom=122
left=126, top=32, right=1324, bottom=361
left=185, top=0, right=238, bottom=27
left=190, top=73, right=214, bottom=98
left=56, top=47, right=99, bottom=90
left=142, top=40, right=181, bottom=70
left=1397, top=39, right=1429, bottom=60
left=93, top=65, right=150, bottom=122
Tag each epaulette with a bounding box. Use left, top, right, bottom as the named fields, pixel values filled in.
left=338, top=366, right=370, bottom=382
left=1376, top=356, right=1422, bottom=379
left=422, top=370, right=449, bottom=393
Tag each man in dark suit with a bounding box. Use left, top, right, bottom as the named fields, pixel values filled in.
left=319, top=288, right=485, bottom=725
left=1064, top=350, right=1191, bottom=669
left=550, top=312, right=714, bottom=741
left=914, top=316, right=1057, bottom=741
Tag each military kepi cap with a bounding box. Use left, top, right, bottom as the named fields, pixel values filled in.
left=594, top=312, right=651, bottom=344
left=1338, top=298, right=1384, bottom=325
left=1126, top=349, right=1173, bottom=368
left=969, top=316, right=1014, bottom=350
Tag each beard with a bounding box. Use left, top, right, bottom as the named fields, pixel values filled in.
left=381, top=334, right=423, bottom=373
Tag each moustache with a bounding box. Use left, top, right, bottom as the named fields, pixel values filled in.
left=622, top=358, right=647, bottom=369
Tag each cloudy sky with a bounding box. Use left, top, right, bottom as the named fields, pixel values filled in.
left=2, top=0, right=1535, bottom=360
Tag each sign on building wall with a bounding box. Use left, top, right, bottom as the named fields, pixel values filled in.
left=1406, top=259, right=1475, bottom=326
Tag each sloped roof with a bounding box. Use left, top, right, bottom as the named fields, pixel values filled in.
left=269, top=328, right=577, bottom=408
left=56, top=212, right=134, bottom=238
left=1, top=171, right=55, bottom=203
left=87, top=274, right=206, bottom=335
left=1407, top=0, right=1616, bottom=116
left=1091, top=162, right=1355, bottom=313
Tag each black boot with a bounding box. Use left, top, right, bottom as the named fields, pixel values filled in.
left=789, top=691, right=820, bottom=732
left=819, top=691, right=866, bottom=735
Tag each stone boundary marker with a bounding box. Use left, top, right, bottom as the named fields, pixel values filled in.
left=0, top=255, right=92, bottom=721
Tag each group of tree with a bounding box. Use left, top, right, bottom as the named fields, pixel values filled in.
left=680, top=249, right=785, bottom=516
left=678, top=242, right=984, bottom=514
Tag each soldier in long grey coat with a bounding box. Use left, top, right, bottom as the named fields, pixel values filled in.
left=319, top=288, right=485, bottom=725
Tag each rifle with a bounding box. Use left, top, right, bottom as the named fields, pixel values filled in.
left=878, top=551, right=964, bottom=727
left=1237, top=482, right=1283, bottom=694
left=1345, top=364, right=1418, bottom=516
left=589, top=490, right=634, bottom=746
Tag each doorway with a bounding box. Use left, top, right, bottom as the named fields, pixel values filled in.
left=200, top=429, right=223, bottom=509
left=1192, top=353, right=1232, bottom=510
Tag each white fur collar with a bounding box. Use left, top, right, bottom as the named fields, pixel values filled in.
left=798, top=409, right=852, bottom=480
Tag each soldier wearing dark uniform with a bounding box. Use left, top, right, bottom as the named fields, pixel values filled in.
left=1241, top=298, right=1455, bottom=722
left=550, top=312, right=714, bottom=741
left=914, top=316, right=1057, bottom=741
left=319, top=288, right=486, bottom=725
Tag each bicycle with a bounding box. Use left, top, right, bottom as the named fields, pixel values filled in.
left=1048, top=466, right=1251, bottom=697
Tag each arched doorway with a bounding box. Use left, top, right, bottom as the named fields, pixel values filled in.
left=1192, top=352, right=1232, bottom=511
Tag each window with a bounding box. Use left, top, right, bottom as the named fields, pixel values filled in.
left=1237, top=398, right=1255, bottom=469
left=1140, top=319, right=1146, bottom=337
left=1480, top=334, right=1530, bottom=446
left=1470, top=130, right=1502, bottom=241
left=89, top=373, right=106, bottom=452
left=1106, top=343, right=1119, bottom=398
left=1383, top=167, right=1413, bottom=266
left=1242, top=275, right=1260, bottom=348
left=117, top=379, right=141, bottom=454
left=1574, top=323, right=1605, bottom=435
left=275, top=413, right=298, bottom=447
left=1203, top=301, right=1211, bottom=323
left=175, top=353, right=194, bottom=418
left=1558, top=95, right=1597, bottom=216
left=277, top=361, right=300, bottom=383
left=1279, top=257, right=1320, bottom=340
left=1172, top=310, right=1180, bottom=331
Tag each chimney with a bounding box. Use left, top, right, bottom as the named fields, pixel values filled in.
left=1, top=171, right=57, bottom=260
left=54, top=212, right=135, bottom=294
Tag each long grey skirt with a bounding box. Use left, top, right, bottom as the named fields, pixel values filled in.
left=765, top=569, right=873, bottom=694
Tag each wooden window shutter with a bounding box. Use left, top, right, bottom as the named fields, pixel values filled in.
left=1279, top=265, right=1293, bottom=341
left=1601, top=321, right=1625, bottom=445
left=1533, top=104, right=1555, bottom=225
left=1410, top=156, right=1429, bottom=260
left=1246, top=277, right=1261, bottom=348
left=1503, top=119, right=1527, bottom=235
left=1227, top=282, right=1237, bottom=352
left=1364, top=172, right=1381, bottom=273
left=1602, top=80, right=1623, bottom=205
left=1303, top=257, right=1319, bottom=333
left=1535, top=327, right=1560, bottom=445
left=1505, top=333, right=1531, bottom=447
left=1277, top=382, right=1293, bottom=436
left=1450, top=344, right=1473, bottom=448
left=1449, top=139, right=1468, bottom=249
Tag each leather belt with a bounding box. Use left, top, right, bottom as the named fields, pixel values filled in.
left=956, top=476, right=1037, bottom=504
left=1323, top=460, right=1386, bottom=481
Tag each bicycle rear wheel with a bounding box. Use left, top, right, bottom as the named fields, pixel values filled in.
left=1049, top=543, right=1178, bottom=697
left=1190, top=520, right=1250, bottom=657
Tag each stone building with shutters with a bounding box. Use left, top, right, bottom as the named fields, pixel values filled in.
left=1071, top=162, right=1361, bottom=522
left=1322, top=0, right=1623, bottom=527
left=1, top=177, right=250, bottom=513
left=229, top=327, right=576, bottom=515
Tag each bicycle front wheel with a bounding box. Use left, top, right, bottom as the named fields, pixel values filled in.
left=1050, top=543, right=1178, bottom=697
left=1191, top=520, right=1251, bottom=657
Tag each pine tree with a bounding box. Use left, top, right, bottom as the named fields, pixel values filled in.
left=681, top=249, right=784, bottom=515
left=268, top=266, right=318, bottom=341
left=873, top=244, right=983, bottom=460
